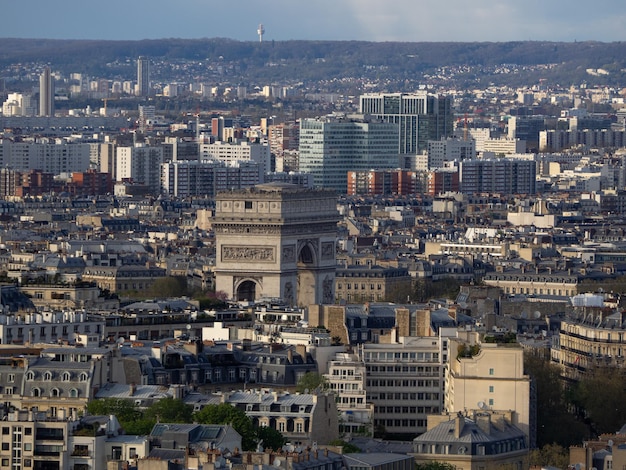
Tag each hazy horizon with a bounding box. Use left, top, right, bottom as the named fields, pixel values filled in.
left=3, top=0, right=625, bottom=43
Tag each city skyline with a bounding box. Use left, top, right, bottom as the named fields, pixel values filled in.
left=2, top=0, right=625, bottom=43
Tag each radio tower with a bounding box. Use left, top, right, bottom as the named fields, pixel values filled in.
left=257, top=23, right=265, bottom=43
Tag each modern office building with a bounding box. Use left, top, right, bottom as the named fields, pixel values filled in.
left=459, top=159, right=537, bottom=195
left=136, top=56, right=150, bottom=97
left=39, top=66, right=54, bottom=117
left=299, top=116, right=399, bottom=192
left=359, top=92, right=453, bottom=155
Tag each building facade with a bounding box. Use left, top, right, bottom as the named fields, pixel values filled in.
left=460, top=159, right=537, bottom=195
left=359, top=92, right=453, bottom=155
left=213, top=183, right=339, bottom=306
left=299, top=117, right=399, bottom=193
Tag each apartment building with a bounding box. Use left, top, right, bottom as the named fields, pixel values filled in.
left=324, top=353, right=374, bottom=437
left=359, top=335, right=448, bottom=437
left=445, top=336, right=533, bottom=446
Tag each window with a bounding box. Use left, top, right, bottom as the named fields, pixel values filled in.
left=1, top=443, right=8, bottom=451
left=244, top=201, right=253, bottom=209
left=489, top=368, right=494, bottom=376
left=489, top=398, right=494, bottom=406
left=489, top=386, right=494, bottom=393
left=2, top=427, right=8, bottom=435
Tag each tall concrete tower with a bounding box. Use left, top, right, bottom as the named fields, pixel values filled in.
left=39, top=67, right=54, bottom=117
left=257, top=24, right=265, bottom=43
left=137, top=56, right=150, bottom=97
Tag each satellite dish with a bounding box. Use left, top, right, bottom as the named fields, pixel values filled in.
left=608, top=440, right=614, bottom=447
left=273, top=458, right=283, bottom=467
left=477, top=401, right=486, bottom=410
left=186, top=324, right=192, bottom=331
left=533, top=311, right=541, bottom=319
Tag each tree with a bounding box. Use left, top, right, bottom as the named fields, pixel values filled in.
left=573, top=366, right=626, bottom=435
left=257, top=426, right=286, bottom=451
left=414, top=462, right=458, bottom=470
left=86, top=398, right=141, bottom=424
left=328, top=439, right=361, bottom=454
left=144, top=398, right=193, bottom=423
left=295, top=372, right=326, bottom=393
left=149, top=276, right=187, bottom=298
left=193, top=404, right=256, bottom=451
left=524, top=354, right=587, bottom=447
left=530, top=443, right=570, bottom=469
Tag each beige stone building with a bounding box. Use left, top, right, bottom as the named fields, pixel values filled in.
left=213, top=183, right=339, bottom=306
left=551, top=311, right=626, bottom=382
left=445, top=336, right=533, bottom=446
left=334, top=266, right=412, bottom=303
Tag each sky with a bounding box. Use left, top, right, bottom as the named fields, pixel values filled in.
left=2, top=0, right=625, bottom=43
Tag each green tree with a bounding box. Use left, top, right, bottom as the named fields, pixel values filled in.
left=530, top=443, right=569, bottom=469
left=524, top=354, right=587, bottom=447
left=86, top=398, right=141, bottom=423
left=295, top=372, right=327, bottom=393
left=144, top=397, right=193, bottom=423
left=574, top=366, right=626, bottom=435
left=256, top=426, right=286, bottom=451
left=414, top=462, right=458, bottom=470
left=328, top=439, right=361, bottom=454
left=149, top=276, right=187, bottom=298
left=193, top=404, right=256, bottom=451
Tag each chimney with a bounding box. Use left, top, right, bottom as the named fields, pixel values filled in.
left=448, top=306, right=457, bottom=322
left=454, top=415, right=464, bottom=438
left=129, top=383, right=136, bottom=396
left=475, top=413, right=491, bottom=435
left=287, top=348, right=293, bottom=364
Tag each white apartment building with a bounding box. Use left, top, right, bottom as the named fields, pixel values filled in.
left=0, top=139, right=91, bottom=174
left=427, top=138, right=475, bottom=169
left=116, top=144, right=164, bottom=193
left=199, top=140, right=271, bottom=174
left=0, top=311, right=104, bottom=345
left=324, top=352, right=374, bottom=437
left=1, top=93, right=36, bottom=116
left=359, top=335, right=450, bottom=436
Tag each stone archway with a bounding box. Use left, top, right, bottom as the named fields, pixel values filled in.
left=236, top=280, right=257, bottom=301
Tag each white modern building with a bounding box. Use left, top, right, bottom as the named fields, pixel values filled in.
left=0, top=139, right=91, bottom=174
left=199, top=140, right=271, bottom=174
left=324, top=352, right=374, bottom=437
left=116, top=144, right=164, bottom=193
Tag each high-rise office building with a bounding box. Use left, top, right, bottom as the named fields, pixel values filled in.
left=39, top=67, right=54, bottom=117
left=136, top=56, right=150, bottom=97
left=360, top=92, right=453, bottom=155
left=299, top=115, right=399, bottom=193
